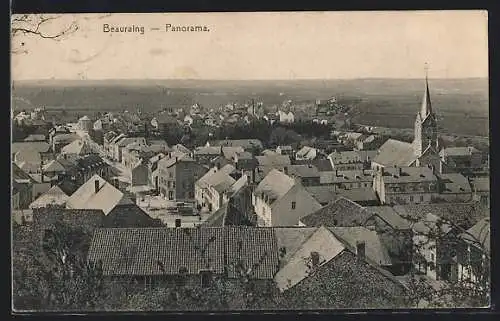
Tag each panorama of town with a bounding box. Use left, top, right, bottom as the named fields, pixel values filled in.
left=12, top=76, right=490, bottom=311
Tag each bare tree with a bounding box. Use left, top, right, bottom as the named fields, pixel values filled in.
left=11, top=14, right=79, bottom=54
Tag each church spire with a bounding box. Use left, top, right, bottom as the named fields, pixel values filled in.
left=420, top=63, right=432, bottom=119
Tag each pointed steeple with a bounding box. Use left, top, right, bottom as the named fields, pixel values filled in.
left=420, top=63, right=432, bottom=119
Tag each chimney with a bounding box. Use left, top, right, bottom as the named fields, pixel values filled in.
left=175, top=218, right=181, bottom=228
left=94, top=179, right=100, bottom=193
left=356, top=241, right=366, bottom=262
left=311, top=251, right=320, bottom=267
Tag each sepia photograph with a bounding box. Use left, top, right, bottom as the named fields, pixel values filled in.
left=11, top=11, right=490, bottom=312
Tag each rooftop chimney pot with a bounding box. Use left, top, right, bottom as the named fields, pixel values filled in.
left=356, top=241, right=366, bottom=262
left=94, top=179, right=100, bottom=193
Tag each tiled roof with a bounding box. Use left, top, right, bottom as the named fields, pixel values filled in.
left=440, top=146, right=479, bottom=157
left=287, top=164, right=320, bottom=178
left=254, top=169, right=296, bottom=203
left=335, top=188, right=379, bottom=203
left=296, top=146, right=316, bottom=158
left=279, top=250, right=406, bottom=309
left=392, top=202, right=487, bottom=230
left=172, top=144, right=192, bottom=155
left=42, top=159, right=66, bottom=173
left=379, top=166, right=436, bottom=184
left=256, top=155, right=291, bottom=167
left=225, top=227, right=279, bottom=279
left=88, top=227, right=226, bottom=276
left=158, top=152, right=194, bottom=168
left=294, top=159, right=333, bottom=172
left=305, top=185, right=337, bottom=204
left=300, top=197, right=373, bottom=227
left=15, top=149, right=42, bottom=164
left=328, top=226, right=392, bottom=266
left=196, top=165, right=236, bottom=189
left=328, top=151, right=362, bottom=164
left=365, top=206, right=411, bottom=230
left=76, top=154, right=107, bottom=171
left=209, top=139, right=263, bottom=150
left=29, top=185, right=69, bottom=209
left=116, top=137, right=147, bottom=148
left=320, top=169, right=374, bottom=184
left=11, top=141, right=51, bottom=155
left=274, top=226, right=346, bottom=292
left=33, top=208, right=105, bottom=235
left=12, top=163, right=35, bottom=183
left=202, top=203, right=229, bottom=227
left=104, top=204, right=164, bottom=228
left=66, top=174, right=134, bottom=215
left=372, top=139, right=417, bottom=167
left=57, top=179, right=80, bottom=196
left=437, top=173, right=472, bottom=194
left=461, top=218, right=490, bottom=254
left=61, top=139, right=94, bottom=156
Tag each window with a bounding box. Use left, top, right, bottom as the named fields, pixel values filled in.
left=409, top=195, right=414, bottom=203
left=173, top=182, right=176, bottom=188
left=169, top=171, right=173, bottom=178
left=200, top=270, right=213, bottom=288
left=168, top=191, right=174, bottom=200
left=420, top=195, right=424, bottom=202
left=430, top=252, right=435, bottom=262
left=291, top=202, right=296, bottom=210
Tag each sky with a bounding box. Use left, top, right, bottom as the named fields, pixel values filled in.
left=11, top=11, right=488, bottom=80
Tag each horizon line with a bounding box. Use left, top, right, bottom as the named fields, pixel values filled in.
left=13, top=77, right=488, bottom=82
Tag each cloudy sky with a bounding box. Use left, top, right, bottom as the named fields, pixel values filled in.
left=11, top=11, right=488, bottom=80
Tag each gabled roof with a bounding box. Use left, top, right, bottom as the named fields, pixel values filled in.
left=209, top=139, right=263, bottom=150
left=158, top=151, right=194, bottom=168
left=14, top=149, right=42, bottom=164
left=61, top=139, right=94, bottom=155
left=256, top=155, right=291, bottom=167
left=392, top=202, right=487, bottom=230
left=461, top=218, right=490, bottom=254
left=42, top=159, right=66, bottom=173
left=379, top=166, right=436, bottom=184
left=296, top=146, right=316, bottom=158
left=372, top=139, right=416, bottom=167
left=300, top=197, right=373, bottom=227
left=287, top=164, right=320, bottom=178
left=365, top=206, right=411, bottom=230
left=254, top=169, right=296, bottom=204
left=172, top=144, right=192, bottom=155
left=328, top=226, right=392, bottom=266
left=274, top=226, right=346, bottom=292
left=437, top=173, right=472, bottom=194
left=23, top=134, right=46, bottom=142
left=328, top=150, right=362, bottom=164
left=29, top=185, right=69, bottom=209
left=439, top=146, right=480, bottom=157
left=66, top=174, right=134, bottom=215
left=11, top=141, right=51, bottom=155
left=12, top=162, right=35, bottom=183
left=320, top=169, right=374, bottom=184
left=294, top=159, right=333, bottom=172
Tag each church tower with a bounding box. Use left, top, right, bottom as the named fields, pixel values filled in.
left=413, top=65, right=439, bottom=158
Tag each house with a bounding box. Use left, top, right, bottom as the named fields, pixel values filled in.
left=65, top=174, right=135, bottom=215
left=327, top=150, right=371, bottom=171
left=41, top=159, right=66, bottom=179
left=255, top=154, right=292, bottom=181
left=60, top=139, right=95, bottom=158
left=470, top=177, right=490, bottom=207
left=456, top=218, right=490, bottom=286
left=364, top=206, right=413, bottom=275
left=232, top=151, right=258, bottom=184
left=371, top=139, right=418, bottom=169
left=12, top=174, right=33, bottom=210
left=278, top=110, right=295, bottom=123
left=252, top=169, right=322, bottom=226
left=51, top=133, right=80, bottom=153
left=171, top=144, right=192, bottom=155
left=194, top=146, right=243, bottom=167
left=157, top=152, right=208, bottom=201
left=435, top=173, right=473, bottom=203
left=274, top=226, right=407, bottom=309
left=285, top=165, right=321, bottom=186
left=372, top=166, right=438, bottom=205
left=355, top=134, right=381, bottom=151
left=151, top=114, right=179, bottom=132
left=295, top=146, right=317, bottom=161
left=11, top=141, right=51, bottom=159
left=195, top=164, right=241, bottom=213
left=293, top=159, right=333, bottom=172
left=29, top=185, right=69, bottom=209
left=439, top=146, right=486, bottom=175
left=131, top=160, right=149, bottom=187
left=78, top=115, right=93, bottom=132
left=320, top=169, right=374, bottom=189
left=114, top=137, right=147, bottom=163
left=23, top=134, right=46, bottom=142
left=298, top=197, right=374, bottom=227
left=106, top=133, right=126, bottom=159
left=304, top=185, right=379, bottom=207
left=276, top=145, right=294, bottom=157
left=411, top=213, right=460, bottom=281
left=13, top=162, right=52, bottom=202
left=147, top=153, right=166, bottom=191
left=70, top=154, right=110, bottom=187
left=208, top=139, right=263, bottom=154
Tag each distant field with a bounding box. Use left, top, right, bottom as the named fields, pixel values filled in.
left=12, top=78, right=489, bottom=136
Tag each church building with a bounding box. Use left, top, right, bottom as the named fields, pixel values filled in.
left=372, top=70, right=442, bottom=171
